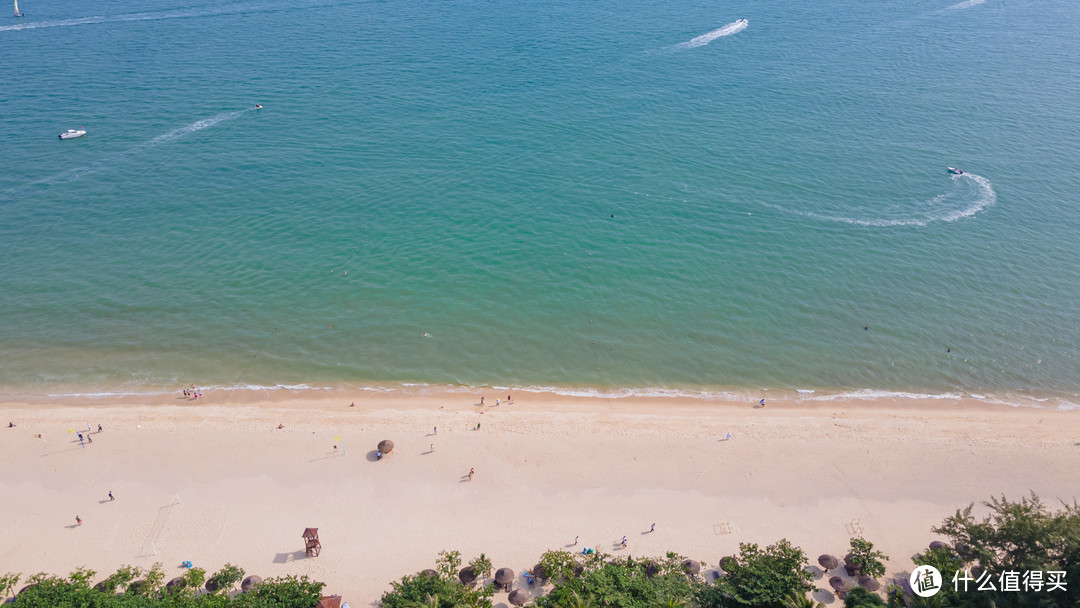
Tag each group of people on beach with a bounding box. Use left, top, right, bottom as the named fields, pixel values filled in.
left=182, top=384, right=202, bottom=400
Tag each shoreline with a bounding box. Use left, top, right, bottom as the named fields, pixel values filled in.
left=2, top=380, right=1078, bottom=412
left=2, top=390, right=1078, bottom=605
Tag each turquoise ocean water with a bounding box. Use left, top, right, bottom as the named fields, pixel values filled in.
left=2, top=0, right=1079, bottom=404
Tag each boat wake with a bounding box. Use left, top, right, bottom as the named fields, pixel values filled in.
left=0, top=109, right=253, bottom=206
left=0, top=0, right=347, bottom=32
left=764, top=173, right=996, bottom=227
left=674, top=20, right=748, bottom=49
left=149, top=110, right=246, bottom=145
left=947, top=0, right=986, bottom=9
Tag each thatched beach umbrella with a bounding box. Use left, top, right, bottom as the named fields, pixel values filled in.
left=929, top=541, right=949, bottom=550
left=420, top=569, right=438, bottom=577
left=495, top=568, right=515, bottom=591
left=458, top=566, right=478, bottom=586
left=129, top=580, right=147, bottom=595
left=531, top=564, right=547, bottom=583
left=719, top=556, right=737, bottom=572
left=378, top=440, right=394, bottom=454
left=829, top=576, right=851, bottom=598
left=166, top=577, right=186, bottom=593
left=644, top=561, right=660, bottom=578
left=858, top=576, right=881, bottom=592
left=204, top=578, right=219, bottom=593
left=242, top=576, right=263, bottom=592
left=509, top=589, right=530, bottom=606
left=818, top=554, right=839, bottom=574
left=572, top=565, right=585, bottom=578
left=843, top=553, right=860, bottom=576
left=682, top=560, right=701, bottom=576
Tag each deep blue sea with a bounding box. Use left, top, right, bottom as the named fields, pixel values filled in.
left=2, top=0, right=1079, bottom=404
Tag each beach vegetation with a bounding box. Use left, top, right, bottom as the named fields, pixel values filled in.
left=537, top=550, right=579, bottom=584
left=536, top=554, right=700, bottom=608
left=206, top=563, right=245, bottom=595
left=1, top=572, right=21, bottom=600
left=920, top=492, right=1080, bottom=608
left=237, top=573, right=325, bottom=607
left=181, top=567, right=208, bottom=595
left=7, top=571, right=322, bottom=607
left=697, top=539, right=813, bottom=608
left=68, top=566, right=97, bottom=589
left=846, top=538, right=887, bottom=580
left=842, top=587, right=885, bottom=607
left=470, top=554, right=494, bottom=580
left=381, top=571, right=493, bottom=608
left=436, top=551, right=463, bottom=580
left=782, top=592, right=824, bottom=608
left=140, top=562, right=167, bottom=598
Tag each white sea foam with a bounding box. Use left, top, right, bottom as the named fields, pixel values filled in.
left=149, top=111, right=246, bottom=145
left=675, top=20, right=748, bottom=49
left=768, top=173, right=996, bottom=227
left=948, top=0, right=986, bottom=10
left=0, top=16, right=106, bottom=31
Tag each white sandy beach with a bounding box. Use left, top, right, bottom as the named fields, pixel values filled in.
left=1, top=388, right=1077, bottom=605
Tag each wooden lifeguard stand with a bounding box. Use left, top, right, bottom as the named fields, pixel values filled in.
left=303, top=527, right=321, bottom=557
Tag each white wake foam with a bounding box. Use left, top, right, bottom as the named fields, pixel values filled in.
left=0, top=16, right=106, bottom=31
left=149, top=111, right=246, bottom=145
left=0, top=1, right=288, bottom=32
left=675, top=20, right=748, bottom=49
left=1, top=109, right=251, bottom=203
left=770, top=173, right=995, bottom=227
left=947, top=0, right=985, bottom=9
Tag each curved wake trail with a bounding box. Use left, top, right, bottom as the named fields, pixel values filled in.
left=0, top=110, right=250, bottom=206
left=947, top=0, right=985, bottom=9
left=766, top=173, right=996, bottom=227
left=675, top=20, right=748, bottom=49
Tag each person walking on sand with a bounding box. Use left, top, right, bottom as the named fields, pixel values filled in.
left=621, top=536, right=627, bottom=548
left=76, top=515, right=82, bottom=526
left=97, top=424, right=102, bottom=433
left=109, top=491, right=114, bottom=501
left=430, top=443, right=434, bottom=452
left=574, top=535, right=579, bottom=545
left=758, top=398, right=766, bottom=408
left=480, top=396, right=485, bottom=406
left=468, top=467, right=474, bottom=480
left=434, top=426, right=437, bottom=435
left=650, top=523, right=655, bottom=532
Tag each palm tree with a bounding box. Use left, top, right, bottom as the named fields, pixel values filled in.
left=783, top=592, right=825, bottom=608
left=568, top=591, right=595, bottom=608
left=409, top=594, right=440, bottom=608
left=658, top=598, right=686, bottom=608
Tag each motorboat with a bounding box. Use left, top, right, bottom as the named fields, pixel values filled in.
left=254, top=104, right=262, bottom=109
left=947, top=167, right=963, bottom=175
left=737, top=18, right=747, bottom=24
left=59, top=128, right=87, bottom=140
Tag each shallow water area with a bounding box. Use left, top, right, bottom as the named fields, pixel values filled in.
left=1, top=0, right=1079, bottom=397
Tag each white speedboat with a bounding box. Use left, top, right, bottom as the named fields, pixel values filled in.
left=947, top=166, right=963, bottom=175
left=59, top=128, right=87, bottom=140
